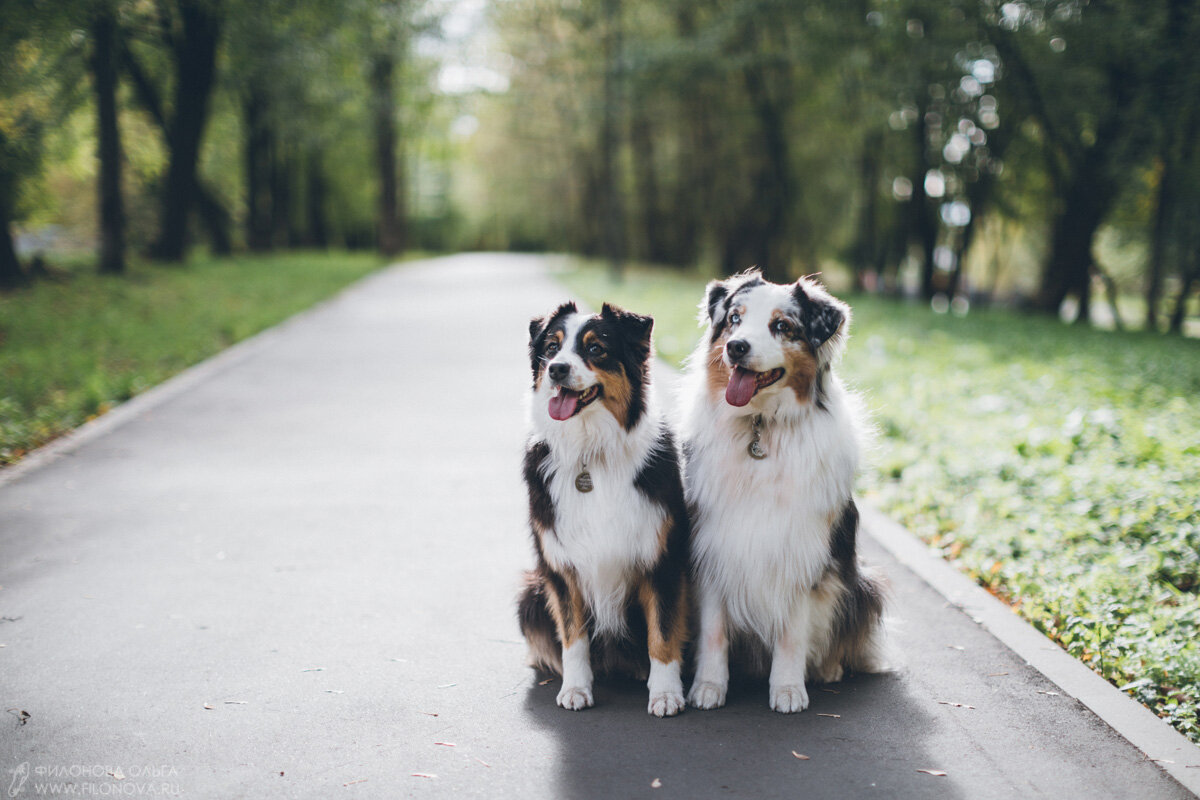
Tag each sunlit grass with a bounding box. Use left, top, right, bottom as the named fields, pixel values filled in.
left=0, top=251, right=388, bottom=466
left=561, top=258, right=1200, bottom=743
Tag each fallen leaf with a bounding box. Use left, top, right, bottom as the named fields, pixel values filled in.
left=344, top=778, right=369, bottom=786
left=791, top=751, right=810, bottom=760
left=987, top=672, right=1009, bottom=677
left=6, top=709, right=30, bottom=725
left=435, top=742, right=456, bottom=747
left=411, top=773, right=436, bottom=779
left=437, top=683, right=457, bottom=689
left=820, top=688, right=840, bottom=694
left=946, top=645, right=965, bottom=651
left=816, top=713, right=841, bottom=719
left=279, top=772, right=284, bottom=777
left=1150, top=759, right=1175, bottom=764
left=390, top=658, right=407, bottom=663
left=650, top=778, right=662, bottom=788
left=224, top=700, right=248, bottom=705
left=1036, top=690, right=1060, bottom=696
left=937, top=700, right=976, bottom=709
left=475, top=758, right=491, bottom=768
left=917, top=769, right=948, bottom=777
left=203, top=703, right=214, bottom=710
left=108, top=769, right=125, bottom=780
left=420, top=711, right=439, bottom=717
left=538, top=678, right=555, bottom=686
left=301, top=667, right=325, bottom=672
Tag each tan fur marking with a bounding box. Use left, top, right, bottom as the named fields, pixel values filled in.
left=585, top=331, right=634, bottom=426
left=545, top=571, right=589, bottom=647
left=705, top=336, right=731, bottom=401
left=783, top=340, right=819, bottom=404
left=638, top=578, right=688, bottom=664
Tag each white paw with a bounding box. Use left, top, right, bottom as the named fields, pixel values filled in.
left=687, top=681, right=727, bottom=710
left=556, top=685, right=594, bottom=711
left=769, top=684, right=810, bottom=713
left=648, top=689, right=685, bottom=717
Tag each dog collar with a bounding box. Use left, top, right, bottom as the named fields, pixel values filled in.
left=748, top=415, right=767, bottom=460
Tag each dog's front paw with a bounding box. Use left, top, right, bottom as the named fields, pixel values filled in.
left=648, top=689, right=685, bottom=718
left=687, top=681, right=727, bottom=710
left=769, top=684, right=810, bottom=713
left=556, top=685, right=594, bottom=711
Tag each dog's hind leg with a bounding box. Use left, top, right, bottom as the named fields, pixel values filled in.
left=517, top=570, right=562, bottom=673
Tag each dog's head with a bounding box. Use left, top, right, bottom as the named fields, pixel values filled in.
left=699, top=269, right=849, bottom=409
left=528, top=302, right=654, bottom=429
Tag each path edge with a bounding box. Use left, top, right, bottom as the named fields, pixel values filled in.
left=861, top=503, right=1200, bottom=795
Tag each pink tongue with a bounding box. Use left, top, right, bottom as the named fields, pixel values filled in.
left=549, top=389, right=581, bottom=421
left=725, top=367, right=759, bottom=407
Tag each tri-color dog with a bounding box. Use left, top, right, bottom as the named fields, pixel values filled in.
left=681, top=270, right=889, bottom=713
left=518, top=302, right=691, bottom=717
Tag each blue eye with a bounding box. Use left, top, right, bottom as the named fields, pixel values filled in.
left=773, top=319, right=793, bottom=335
left=729, top=312, right=742, bottom=324
left=545, top=341, right=560, bottom=355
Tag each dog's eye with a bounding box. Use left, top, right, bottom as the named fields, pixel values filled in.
left=545, top=341, right=560, bottom=355
left=729, top=312, right=742, bottom=325
left=772, top=319, right=793, bottom=335
left=587, top=343, right=604, bottom=356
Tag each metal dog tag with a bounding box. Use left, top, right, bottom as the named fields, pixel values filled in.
left=575, top=470, right=594, bottom=492
left=748, top=440, right=767, bottom=460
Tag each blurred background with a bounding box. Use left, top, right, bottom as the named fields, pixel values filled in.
left=2, top=0, right=1199, bottom=331
left=2, top=0, right=1199, bottom=747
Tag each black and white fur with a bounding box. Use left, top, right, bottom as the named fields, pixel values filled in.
left=682, top=270, right=890, bottom=713
left=518, top=302, right=691, bottom=717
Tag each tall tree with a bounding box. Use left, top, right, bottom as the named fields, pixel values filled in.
left=91, top=2, right=125, bottom=275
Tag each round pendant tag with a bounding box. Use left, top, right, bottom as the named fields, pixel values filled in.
left=575, top=470, right=594, bottom=492
left=748, top=440, right=766, bottom=460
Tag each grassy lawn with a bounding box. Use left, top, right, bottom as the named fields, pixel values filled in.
left=0, top=251, right=389, bottom=466
left=560, top=260, right=1200, bottom=743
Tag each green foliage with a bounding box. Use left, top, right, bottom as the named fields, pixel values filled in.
left=0, top=251, right=385, bottom=465
left=561, top=258, right=1200, bottom=743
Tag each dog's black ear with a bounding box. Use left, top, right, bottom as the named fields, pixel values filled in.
left=703, top=280, right=729, bottom=326
left=601, top=302, right=654, bottom=363
left=529, top=315, right=546, bottom=344
left=793, top=278, right=847, bottom=350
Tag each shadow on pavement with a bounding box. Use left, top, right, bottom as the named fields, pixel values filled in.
left=522, top=668, right=965, bottom=800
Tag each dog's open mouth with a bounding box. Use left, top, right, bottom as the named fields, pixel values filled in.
left=725, top=367, right=784, bottom=407
left=549, top=384, right=601, bottom=421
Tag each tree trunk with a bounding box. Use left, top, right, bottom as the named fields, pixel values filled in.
left=1145, top=162, right=1172, bottom=331
left=243, top=88, right=272, bottom=251
left=741, top=43, right=793, bottom=283
left=1169, top=259, right=1197, bottom=334
left=600, top=0, right=625, bottom=279
left=629, top=107, right=664, bottom=264
left=1035, top=159, right=1116, bottom=320
left=0, top=184, right=24, bottom=290
left=371, top=51, right=403, bottom=258
left=195, top=182, right=232, bottom=255
left=854, top=132, right=882, bottom=289
left=150, top=0, right=222, bottom=262
left=305, top=149, right=328, bottom=248
left=91, top=5, right=125, bottom=275
left=911, top=102, right=938, bottom=300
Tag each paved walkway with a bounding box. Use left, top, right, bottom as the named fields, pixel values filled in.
left=0, top=254, right=1195, bottom=798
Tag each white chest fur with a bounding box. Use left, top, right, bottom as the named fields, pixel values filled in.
left=683, top=375, right=861, bottom=642
left=531, top=400, right=667, bottom=637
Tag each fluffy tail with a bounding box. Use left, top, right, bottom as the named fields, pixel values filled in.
left=517, top=571, right=562, bottom=673
left=847, top=565, right=895, bottom=674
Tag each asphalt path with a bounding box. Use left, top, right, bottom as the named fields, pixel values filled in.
left=0, top=254, right=1193, bottom=798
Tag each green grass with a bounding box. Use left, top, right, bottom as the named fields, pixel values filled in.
left=561, top=259, right=1200, bottom=743
left=0, top=250, right=388, bottom=466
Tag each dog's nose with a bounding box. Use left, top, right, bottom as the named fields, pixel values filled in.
left=726, top=339, right=750, bottom=360
left=548, top=362, right=570, bottom=382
